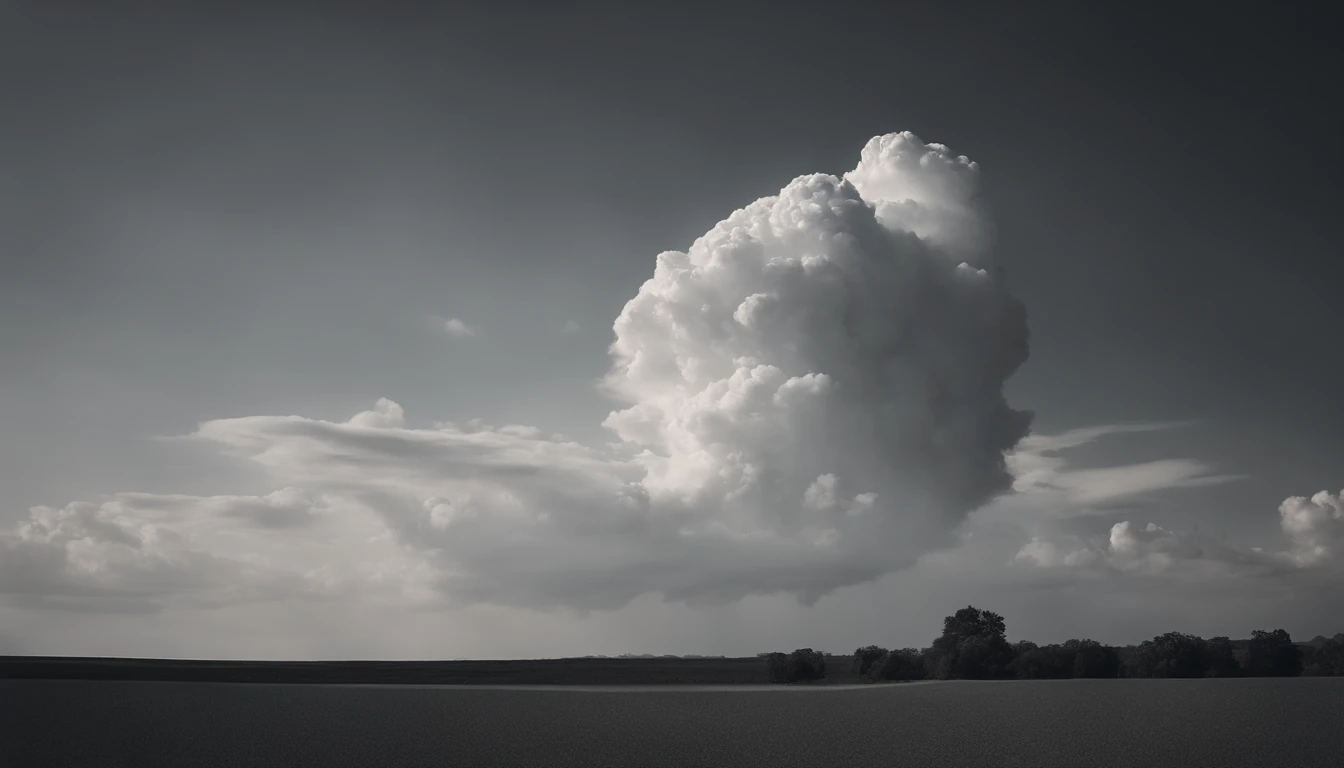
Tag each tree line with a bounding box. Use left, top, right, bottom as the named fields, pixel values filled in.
left=764, top=606, right=1344, bottom=683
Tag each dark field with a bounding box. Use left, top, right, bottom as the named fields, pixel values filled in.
left=4, top=678, right=1343, bottom=767
left=0, top=655, right=858, bottom=685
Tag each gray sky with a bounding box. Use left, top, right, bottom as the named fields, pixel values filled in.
left=1, top=2, right=1341, bottom=658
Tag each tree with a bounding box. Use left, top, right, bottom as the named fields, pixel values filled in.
left=1117, top=645, right=1145, bottom=678
left=1071, top=639, right=1121, bottom=679
left=1243, top=629, right=1302, bottom=677
left=851, top=646, right=889, bottom=677
left=864, top=648, right=925, bottom=682
left=1204, top=636, right=1240, bottom=677
left=1132, top=632, right=1210, bottom=678
left=1304, top=635, right=1344, bottom=676
left=765, top=648, right=827, bottom=683
left=928, top=606, right=1015, bottom=679
left=922, top=645, right=952, bottom=680
left=952, top=636, right=1008, bottom=679
left=940, top=606, right=1008, bottom=645
left=1007, top=642, right=1072, bottom=679
left=764, top=652, right=789, bottom=681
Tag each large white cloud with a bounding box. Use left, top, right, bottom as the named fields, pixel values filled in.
left=1, top=132, right=1036, bottom=613
left=601, top=135, right=1030, bottom=554
left=1279, top=490, right=1344, bottom=566
left=6, top=131, right=1335, bottom=621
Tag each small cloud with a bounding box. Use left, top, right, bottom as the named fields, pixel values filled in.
left=1008, top=498, right=1339, bottom=580
left=561, top=319, right=581, bottom=334
left=443, top=318, right=479, bottom=338
left=347, top=398, right=405, bottom=429
left=1006, top=423, right=1240, bottom=506
left=997, top=422, right=1322, bottom=582
left=1013, top=537, right=1064, bottom=568
left=802, top=474, right=838, bottom=511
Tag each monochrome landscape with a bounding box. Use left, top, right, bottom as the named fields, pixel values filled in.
left=2, top=2, right=1340, bottom=766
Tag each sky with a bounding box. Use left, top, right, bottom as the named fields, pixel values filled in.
left=1, top=2, right=1341, bottom=659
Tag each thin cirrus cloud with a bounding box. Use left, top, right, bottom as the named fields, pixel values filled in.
left=1005, top=422, right=1242, bottom=507
left=440, top=317, right=479, bottom=338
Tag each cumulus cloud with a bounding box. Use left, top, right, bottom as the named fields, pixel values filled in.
left=1012, top=496, right=1343, bottom=580
left=1102, top=521, right=1263, bottom=575
left=802, top=475, right=839, bottom=511
left=1279, top=490, right=1344, bottom=565
left=1011, top=519, right=1297, bottom=581
left=6, top=121, right=1332, bottom=617
left=0, top=483, right=452, bottom=613
left=442, top=317, right=478, bottom=337
left=995, top=423, right=1343, bottom=583
left=1012, top=537, right=1100, bottom=569
left=602, top=134, right=1029, bottom=530
left=843, top=132, right=989, bottom=260
left=1, top=490, right=328, bottom=611
left=347, top=398, right=406, bottom=429
left=2, top=132, right=1033, bottom=612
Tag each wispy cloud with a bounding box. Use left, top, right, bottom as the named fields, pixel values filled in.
left=442, top=317, right=478, bottom=338
left=1006, top=422, right=1242, bottom=508
left=1000, top=426, right=1341, bottom=579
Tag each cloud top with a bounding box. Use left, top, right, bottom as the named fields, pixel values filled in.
left=843, top=131, right=989, bottom=259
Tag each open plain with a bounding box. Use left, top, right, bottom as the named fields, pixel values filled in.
left=4, top=677, right=1343, bottom=767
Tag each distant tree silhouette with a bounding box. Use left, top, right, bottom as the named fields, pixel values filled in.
left=851, top=645, right=889, bottom=676
left=923, top=645, right=953, bottom=680
left=863, top=648, right=925, bottom=682
left=1000, top=638, right=1118, bottom=679
left=927, top=606, right=1014, bottom=679
left=1070, top=639, right=1121, bottom=678
left=943, top=605, right=1008, bottom=642
left=764, top=652, right=789, bottom=680
left=1117, top=645, right=1145, bottom=678
left=773, top=608, right=1340, bottom=684
left=1243, top=629, right=1302, bottom=677
left=1204, top=636, right=1241, bottom=677
left=1128, top=632, right=1211, bottom=678
left=1304, top=634, right=1344, bottom=676
left=1005, top=640, right=1038, bottom=679
left=1006, top=642, right=1071, bottom=679
left=764, top=648, right=826, bottom=683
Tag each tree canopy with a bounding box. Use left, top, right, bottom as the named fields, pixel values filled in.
left=767, top=608, right=1325, bottom=683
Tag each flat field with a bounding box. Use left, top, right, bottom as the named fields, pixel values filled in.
left=0, top=655, right=859, bottom=685
left=3, top=678, right=1342, bottom=767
